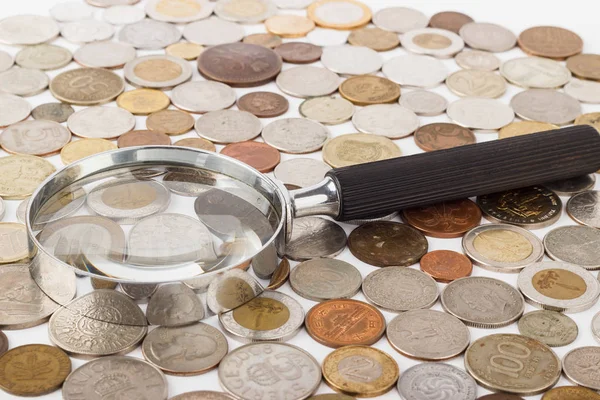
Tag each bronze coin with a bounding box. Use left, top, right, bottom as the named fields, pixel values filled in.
left=339, top=75, right=400, bottom=106
left=237, top=92, right=289, bottom=118
left=348, top=221, right=428, bottom=267
left=243, top=33, right=282, bottom=49
left=414, top=123, right=476, bottom=152
left=117, top=130, right=171, bottom=148
left=220, top=141, right=281, bottom=173
left=198, top=43, right=282, bottom=87
left=518, top=26, right=583, bottom=60
left=478, top=395, right=525, bottom=400
left=347, top=27, right=399, bottom=52
left=567, top=54, right=600, bottom=81
left=174, top=137, right=216, bottom=152
left=146, top=109, right=195, bottom=135
left=402, top=198, right=482, bottom=238
left=420, top=250, right=473, bottom=283
left=274, top=42, right=322, bottom=64
left=267, top=258, right=290, bottom=290
left=429, top=11, right=474, bottom=34
left=542, top=386, right=600, bottom=400
left=0, top=331, right=7, bottom=356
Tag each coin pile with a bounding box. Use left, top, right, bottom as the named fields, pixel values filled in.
left=0, top=0, right=600, bottom=399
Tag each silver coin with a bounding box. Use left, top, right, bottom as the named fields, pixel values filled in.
left=352, top=104, right=419, bottom=139
left=146, top=0, right=215, bottom=23
left=171, top=392, right=236, bottom=400
left=362, top=267, right=439, bottom=312
left=0, top=50, right=13, bottom=73
left=567, top=190, right=600, bottom=228
left=119, top=19, right=182, bottom=50
left=15, top=44, right=72, bottom=70
left=544, top=225, right=600, bottom=270
left=146, top=283, right=205, bottom=326
left=183, top=17, right=245, bottom=46
left=592, top=311, right=600, bottom=343
left=0, top=15, right=59, bottom=45
left=124, top=55, right=192, bottom=90
left=401, top=28, right=464, bottom=58
left=510, top=89, right=581, bottom=125
left=563, top=347, right=600, bottom=390
left=49, top=290, right=147, bottom=356
left=31, top=103, right=74, bottom=123
left=104, top=5, right=147, bottom=25
left=195, top=110, right=261, bottom=143
left=455, top=50, right=500, bottom=71
left=299, top=96, right=354, bottom=125
left=545, top=174, right=596, bottom=196
left=441, top=276, right=524, bottom=328
left=446, top=69, right=507, bottom=98
left=373, top=7, right=428, bottom=34
left=321, top=45, right=382, bottom=76
left=382, top=54, right=448, bottom=88
left=306, top=28, right=348, bottom=46
left=172, top=81, right=236, bottom=114
left=87, top=0, right=140, bottom=5
left=215, top=0, right=277, bottom=23
left=518, top=261, right=600, bottom=313
left=565, top=78, right=600, bottom=103
left=219, top=342, right=321, bottom=400
left=501, top=56, right=571, bottom=89
left=273, top=0, right=313, bottom=8
left=206, top=269, right=263, bottom=315
left=398, top=363, right=477, bottom=400
left=0, top=93, right=30, bottom=128
left=285, top=216, right=346, bottom=261
left=462, top=224, right=544, bottom=273
left=0, top=120, right=71, bottom=156
left=274, top=158, right=331, bottom=189
left=399, top=89, right=448, bottom=116
left=262, top=118, right=329, bottom=153
left=276, top=65, right=340, bottom=98
left=67, top=106, right=136, bottom=139
left=447, top=98, right=514, bottom=130
left=459, top=22, right=516, bottom=52
left=0, top=67, right=49, bottom=97
left=61, top=20, right=115, bottom=43
left=518, top=310, right=578, bottom=347
left=63, top=356, right=168, bottom=400
left=74, top=41, right=137, bottom=69
left=0, top=198, right=4, bottom=221
left=17, top=190, right=86, bottom=228
left=290, top=258, right=361, bottom=301
left=50, top=1, right=94, bottom=22
left=121, top=283, right=158, bottom=302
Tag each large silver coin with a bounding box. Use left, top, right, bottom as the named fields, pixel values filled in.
left=563, top=347, right=600, bottom=391
left=285, top=216, right=346, bottom=261
left=447, top=98, right=514, bottom=130
left=50, top=1, right=94, bottom=21
left=146, top=0, right=215, bottom=23
left=321, top=45, right=382, bottom=76
left=171, top=392, right=236, bottom=400
left=195, top=110, right=262, bottom=143
left=119, top=19, right=182, bottom=50
left=398, top=363, right=477, bottom=400
left=172, top=81, right=236, bottom=114
left=0, top=93, right=30, bottom=128
left=262, top=118, right=329, bottom=153
left=446, top=69, right=507, bottom=98
left=441, top=276, right=524, bottom=328
left=510, top=89, right=581, bottom=125
left=352, top=104, right=419, bottom=138
left=67, top=106, right=136, bottom=139
left=219, top=342, right=321, bottom=400
left=399, top=90, right=447, bottom=116
left=565, top=78, right=600, bottom=103
left=362, top=267, right=439, bottom=312
left=518, top=310, right=578, bottom=347
left=567, top=190, right=600, bottom=228
left=15, top=44, right=72, bottom=70
left=544, top=225, right=600, bottom=270
left=387, top=309, right=470, bottom=361
left=0, top=67, right=49, bottom=97
left=544, top=174, right=596, bottom=196
left=103, top=5, right=146, bottom=25
left=455, top=50, right=500, bottom=71
left=276, top=66, right=340, bottom=98
left=183, top=17, right=245, bottom=46
left=459, top=22, right=517, bottom=52
left=124, top=55, right=192, bottom=90
left=500, top=56, right=571, bottom=89
left=383, top=54, right=448, bottom=88
left=215, top=0, right=276, bottom=23
left=0, top=50, right=13, bottom=72
left=61, top=20, right=115, bottom=43
left=146, top=283, right=204, bottom=326
left=290, top=258, right=362, bottom=301
left=299, top=96, right=354, bottom=125
left=62, top=356, right=168, bottom=400
left=0, top=120, right=71, bottom=157
left=74, top=41, right=137, bottom=69
left=401, top=28, right=464, bottom=58
left=373, top=7, right=428, bottom=33
left=273, top=158, right=331, bottom=189
left=0, top=15, right=59, bottom=45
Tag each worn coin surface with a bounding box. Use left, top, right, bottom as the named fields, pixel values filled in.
left=563, top=347, right=600, bottom=390
left=322, top=133, right=401, bottom=168
left=290, top=258, right=361, bottom=301
left=498, top=120, right=558, bottom=139
left=478, top=396, right=525, bottom=400
left=321, top=45, right=382, bottom=76
left=542, top=387, right=600, bottom=400
left=447, top=98, right=514, bottom=130
left=0, top=155, right=56, bottom=200
left=124, top=55, right=193, bottom=90
left=174, top=137, right=216, bottom=151
left=401, top=28, right=465, bottom=58
left=274, top=158, right=331, bottom=188
left=518, top=26, right=583, bottom=59
left=373, top=6, right=428, bottom=33
left=274, top=42, right=322, bottom=64
left=146, top=0, right=214, bottom=23
left=172, top=81, right=236, bottom=114
left=420, top=250, right=473, bottom=283
left=399, top=90, right=448, bottom=116
left=184, top=17, right=245, bottom=46
left=414, top=122, right=475, bottom=151
left=446, top=69, right=507, bottom=98
left=119, top=18, right=182, bottom=49
left=166, top=42, right=204, bottom=60
left=348, top=26, right=399, bottom=51
left=455, top=50, right=501, bottom=71
left=339, top=75, right=400, bottom=106
left=276, top=65, right=340, bottom=98
left=196, top=110, right=262, bottom=144
left=0, top=94, right=30, bottom=128
left=262, top=118, right=329, bottom=153
left=146, top=283, right=204, bottom=326
left=0, top=120, right=71, bottom=157
left=103, top=4, right=146, bottom=25
left=459, top=22, right=517, bottom=52
left=51, top=68, right=124, bottom=106
left=15, top=44, right=72, bottom=70
left=402, top=198, right=481, bottom=238
left=237, top=91, right=288, bottom=118
left=567, top=190, right=600, bottom=228
left=285, top=216, right=346, bottom=261
left=544, top=225, right=600, bottom=270
left=518, top=310, right=578, bottom=347
left=221, top=141, right=280, bottom=173
left=68, top=106, right=135, bottom=139
left=118, top=89, right=171, bottom=115
left=383, top=54, right=448, bottom=88
left=352, top=104, right=418, bottom=138
left=500, top=57, right=571, bottom=89
left=147, top=109, right=195, bottom=135
left=265, top=15, right=315, bottom=38
left=299, top=96, right=354, bottom=125
left=120, top=283, right=158, bottom=302
left=74, top=41, right=137, bottom=69
left=545, top=174, right=596, bottom=196
left=567, top=53, right=600, bottom=81
left=430, top=11, right=474, bottom=33
left=510, top=89, right=581, bottom=125
left=0, top=15, right=59, bottom=45
left=61, top=20, right=115, bottom=43
left=0, top=67, right=49, bottom=97
left=31, top=103, right=74, bottom=123
left=243, top=33, right=282, bottom=49
left=398, top=362, right=477, bottom=400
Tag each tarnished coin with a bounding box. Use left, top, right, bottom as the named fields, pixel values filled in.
left=0, top=15, right=59, bottom=45
left=262, top=118, right=329, bottom=153
left=323, top=346, right=399, bottom=397
left=430, top=11, right=474, bottom=34
left=0, top=155, right=56, bottom=200
left=290, top=258, right=361, bottom=301
left=373, top=6, right=428, bottom=33
left=446, top=69, right=507, bottom=98
left=568, top=190, right=600, bottom=228
left=459, top=22, right=517, bottom=52
left=542, top=387, right=600, bottom=400
left=567, top=53, right=600, bottom=81
left=31, top=103, right=74, bottom=123
left=300, top=96, right=354, bottom=125
left=243, top=33, right=282, bottom=49
left=500, top=57, right=571, bottom=89
left=307, top=27, right=349, bottom=46
left=0, top=332, right=6, bottom=356
left=61, top=20, right=115, bottom=43
left=172, top=392, right=237, bottom=400
left=414, top=123, right=475, bottom=151
left=519, top=26, right=583, bottom=59
left=565, top=78, right=600, bottom=103
left=274, top=158, right=331, bottom=188
left=403, top=198, right=481, bottom=238
left=195, top=110, right=261, bottom=144
left=576, top=112, right=600, bottom=132
left=184, top=17, right=245, bottom=46
left=0, top=50, right=12, bottom=72
left=498, top=120, right=558, bottom=139
left=51, top=68, right=124, bottom=106
left=510, top=89, right=581, bottom=125
left=124, top=55, right=192, bottom=90
left=321, top=45, right=382, bottom=76
left=352, top=104, right=418, bottom=138
left=0, top=67, right=48, bottom=97
left=147, top=283, right=204, bottom=326
left=339, top=75, right=400, bottom=106
left=265, top=15, right=315, bottom=38
left=266, top=258, right=290, bottom=290
left=237, top=91, right=288, bottom=118
left=63, top=356, right=168, bottom=400
left=518, top=310, right=578, bottom=347
left=274, top=42, right=322, bottom=64
left=147, top=109, right=195, bottom=135
left=399, top=90, right=447, bottom=116
left=15, top=44, right=72, bottom=70
left=308, top=0, right=371, bottom=30
left=447, top=98, right=514, bottom=130
left=166, top=42, right=204, bottom=60
left=285, top=216, right=346, bottom=261
left=401, top=28, right=465, bottom=58
left=348, top=26, right=399, bottom=51
left=74, top=41, right=137, bottom=69
left=119, top=19, right=182, bottom=49
left=544, top=225, right=600, bottom=270
left=455, top=50, right=501, bottom=71
left=221, top=141, right=280, bottom=173
left=68, top=106, right=135, bottom=139
left=0, top=94, right=30, bottom=128
left=276, top=65, right=340, bottom=98
left=103, top=5, right=146, bottom=25
left=545, top=174, right=596, bottom=196
left=117, top=89, right=171, bottom=115
left=463, top=224, right=544, bottom=273
left=1, top=120, right=71, bottom=157
left=174, top=137, right=216, bottom=152
left=146, top=0, right=215, bottom=23
left=564, top=347, right=600, bottom=390
left=120, top=283, right=158, bottom=302
left=383, top=54, right=448, bottom=88
left=322, top=133, right=400, bottom=168
left=172, top=81, right=236, bottom=114
left=399, top=363, right=477, bottom=400
left=420, top=250, right=473, bottom=283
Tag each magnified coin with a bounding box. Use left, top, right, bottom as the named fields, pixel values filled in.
left=0, top=50, right=13, bottom=72
left=398, top=363, right=477, bottom=400
left=290, top=258, right=361, bottom=301
left=243, top=33, right=282, bottom=49
left=565, top=78, right=600, bottom=103
left=103, top=5, right=146, bottom=25
left=60, top=138, right=116, bottom=164
left=117, top=89, right=171, bottom=115
left=0, top=67, right=48, bottom=97
left=430, top=11, right=474, bottom=34
left=399, top=90, right=447, bottom=116
left=15, top=44, right=72, bottom=70
left=166, top=42, right=204, bottom=60
left=518, top=310, right=578, bottom=347
left=0, top=94, right=30, bottom=128
left=146, top=283, right=204, bottom=326
left=125, top=55, right=192, bottom=90
left=285, top=216, right=346, bottom=261
left=300, top=96, right=354, bottom=125
left=237, top=92, right=288, bottom=118
left=276, top=65, right=340, bottom=98
left=401, top=28, right=464, bottom=58
left=184, top=17, right=245, bottom=46
left=0, top=15, right=59, bottom=45
left=567, top=190, right=600, bottom=228
left=74, top=41, right=136, bottom=69
left=307, top=27, right=349, bottom=46
left=383, top=54, right=448, bottom=88
left=510, top=89, right=581, bottom=125
left=274, top=42, right=321, bottom=64
left=51, top=68, right=124, bottom=105
left=347, top=26, right=399, bottom=51
left=403, top=198, right=481, bottom=238
left=146, top=0, right=214, bottom=23
left=274, top=158, right=331, bottom=188
left=308, top=0, right=371, bottom=30
left=414, top=123, right=475, bottom=151
left=0, top=155, right=55, bottom=200
left=373, top=6, right=428, bottom=33
left=31, top=103, right=74, bottom=123
left=340, top=75, right=400, bottom=106
left=322, top=133, right=400, bottom=168
left=321, top=45, right=383, bottom=75
left=545, top=174, right=595, bottom=196
left=119, top=19, right=182, bottom=49
left=174, top=137, right=216, bottom=152
left=262, top=118, right=329, bottom=153
left=420, top=250, right=472, bottom=283
left=221, top=141, right=280, bottom=173
left=567, top=53, right=600, bottom=81
left=265, top=15, right=315, bottom=38
left=500, top=57, right=571, bottom=89
left=172, top=81, right=236, bottom=114
left=68, top=106, right=135, bottom=139
left=455, top=50, right=501, bottom=71
left=352, top=104, right=419, bottom=138
left=459, top=22, right=517, bottom=52
left=518, top=26, right=583, bottom=60
left=1, top=120, right=71, bottom=157
left=61, top=20, right=115, bottom=43
left=446, top=69, right=507, bottom=98
left=542, top=386, right=600, bottom=400
left=563, top=347, right=600, bottom=391
left=498, top=120, right=558, bottom=139
left=447, top=98, right=514, bottom=130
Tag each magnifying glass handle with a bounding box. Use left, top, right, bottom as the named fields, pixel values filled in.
left=292, top=125, right=600, bottom=221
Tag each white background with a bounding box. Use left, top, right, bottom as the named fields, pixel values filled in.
left=1, top=0, right=600, bottom=399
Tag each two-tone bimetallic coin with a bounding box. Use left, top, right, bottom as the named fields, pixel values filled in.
left=518, top=310, right=578, bottom=347
left=544, top=225, right=600, bottom=270
left=567, top=191, right=600, bottom=229
left=398, top=363, right=477, bottom=400
left=563, top=347, right=600, bottom=391
left=124, top=55, right=193, bottom=90
left=290, top=258, right=361, bottom=301
left=401, top=28, right=464, bottom=58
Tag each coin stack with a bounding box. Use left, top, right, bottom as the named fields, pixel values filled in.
left=0, top=0, right=600, bottom=399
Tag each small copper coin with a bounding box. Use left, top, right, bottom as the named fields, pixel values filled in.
left=146, top=109, right=195, bottom=135
left=305, top=299, right=386, bottom=348
left=429, top=11, right=474, bottom=34
left=274, top=42, right=322, bottom=64
left=339, top=75, right=400, bottom=106
left=347, top=27, right=400, bottom=52
left=174, top=137, right=216, bottom=152
left=198, top=43, right=282, bottom=87
left=542, top=386, right=600, bottom=400
left=420, top=250, right=473, bottom=283
left=478, top=395, right=525, bottom=400
left=117, top=130, right=171, bottom=148
left=567, top=54, right=600, bottom=81
left=237, top=92, right=289, bottom=118
left=243, top=33, right=282, bottom=49
left=414, top=122, right=476, bottom=152
left=267, top=258, right=290, bottom=290
left=221, top=141, right=281, bottom=173
left=518, top=26, right=583, bottom=60
left=402, top=198, right=482, bottom=238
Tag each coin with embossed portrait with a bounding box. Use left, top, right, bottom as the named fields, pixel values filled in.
left=15, top=44, right=72, bottom=70
left=146, top=0, right=215, bottom=23
left=544, top=225, right=600, bottom=270
left=567, top=190, right=600, bottom=229
left=237, top=92, right=289, bottom=118
left=0, top=67, right=48, bottom=97
left=125, top=55, right=193, bottom=90
left=119, top=19, right=182, bottom=49
left=285, top=216, right=346, bottom=261
left=322, top=133, right=401, bottom=168
left=339, top=75, right=400, bottom=106
left=146, top=283, right=205, bottom=326
left=0, top=155, right=56, bottom=200
left=1, top=120, right=71, bottom=157
left=402, top=198, right=481, bottom=238
left=290, top=258, right=361, bottom=301
left=562, top=347, right=600, bottom=391
left=399, top=363, right=477, bottom=400
left=276, top=65, right=340, bottom=98
left=51, top=68, right=125, bottom=106
left=399, top=90, right=447, bottom=116
left=518, top=310, right=578, bottom=347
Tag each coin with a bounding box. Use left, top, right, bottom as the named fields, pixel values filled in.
left=500, top=56, right=571, bottom=89
left=399, top=90, right=447, bottom=116
left=117, top=88, right=171, bottom=115
left=323, top=346, right=398, bottom=397
left=373, top=6, right=428, bottom=33
left=447, top=98, right=514, bottom=130
left=237, top=92, right=288, bottom=118
left=459, top=22, right=517, bottom=52
left=414, top=122, right=475, bottom=152
left=285, top=216, right=346, bottom=261
left=31, top=102, right=74, bottom=124
left=103, top=4, right=146, bottom=25
left=243, top=33, right=281, bottom=49
left=174, top=137, right=216, bottom=151
left=429, top=11, right=474, bottom=33
left=465, top=334, right=560, bottom=395
left=399, top=363, right=477, bottom=400
left=172, top=81, right=236, bottom=114
left=216, top=0, right=276, bottom=23
left=576, top=112, right=600, bottom=132
left=322, top=133, right=401, bottom=168
left=172, top=392, right=238, bottom=400
left=88, top=0, right=141, bottom=6
left=518, top=310, right=578, bottom=347
left=544, top=225, right=600, bottom=270
left=262, top=118, right=329, bottom=154
left=321, top=45, right=383, bottom=76
left=0, top=332, right=6, bottom=356
left=339, top=75, right=400, bottom=106
left=0, top=344, right=71, bottom=396
left=567, top=190, right=600, bottom=228
left=68, top=106, right=136, bottom=139
left=276, top=65, right=340, bottom=98
left=308, top=0, right=371, bottom=30
left=401, top=28, right=465, bottom=58
left=0, top=50, right=12, bottom=72
left=498, top=120, right=558, bottom=139
left=166, top=42, right=204, bottom=60
left=0, top=67, right=49, bottom=97
left=63, top=356, right=168, bottom=400
left=51, top=68, right=124, bottom=106
left=221, top=141, right=280, bottom=173
left=124, top=55, right=193, bottom=90
left=147, top=110, right=195, bottom=136
left=348, top=26, right=399, bottom=51
left=300, top=96, right=354, bottom=125
left=420, top=250, right=473, bottom=283
left=74, top=41, right=137, bottom=69
left=565, top=78, right=600, bottom=103
left=265, top=15, right=315, bottom=37
left=563, top=347, right=600, bottom=390
left=352, top=104, right=418, bottom=138
left=402, top=198, right=481, bottom=238
left=455, top=50, right=501, bottom=71
left=0, top=94, right=30, bottom=128
left=146, top=283, right=204, bottom=326
left=567, top=53, right=600, bottom=81
left=274, top=158, right=331, bottom=188
left=383, top=54, right=448, bottom=88
left=518, top=261, right=600, bottom=313
left=119, top=19, right=182, bottom=49
left=308, top=395, right=356, bottom=400
left=0, top=15, right=59, bottom=45
left=290, top=258, right=361, bottom=301
left=511, top=89, right=581, bottom=125
left=0, top=155, right=56, bottom=200
left=274, top=42, right=322, bottom=64
left=1, top=120, right=71, bottom=157
left=196, top=110, right=262, bottom=144
left=266, top=258, right=289, bottom=290
left=518, top=26, right=583, bottom=59
left=146, top=0, right=214, bottom=23
left=61, top=19, right=114, bottom=44
left=546, top=175, right=596, bottom=196
left=446, top=69, right=507, bottom=98
left=120, top=283, right=158, bottom=302
left=118, top=130, right=171, bottom=147
left=184, top=17, right=245, bottom=46
left=478, top=396, right=525, bottom=400
left=463, top=224, right=544, bottom=273
left=15, top=44, right=72, bottom=70
left=542, top=387, right=600, bottom=400
left=307, top=27, right=349, bottom=46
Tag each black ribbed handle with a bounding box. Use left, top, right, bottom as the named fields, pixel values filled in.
left=327, top=125, right=600, bottom=221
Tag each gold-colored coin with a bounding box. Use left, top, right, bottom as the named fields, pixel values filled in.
left=91, top=278, right=118, bottom=290
left=575, top=112, right=600, bottom=132
left=308, top=0, right=372, bottom=30
left=543, top=386, right=600, bottom=400
left=174, top=137, right=216, bottom=152
left=339, top=75, right=400, bottom=106
left=134, top=59, right=183, bottom=82
left=533, top=269, right=587, bottom=300
left=60, top=138, right=117, bottom=165
left=232, top=297, right=290, bottom=331
left=146, top=109, right=195, bottom=136
left=267, top=258, right=290, bottom=290
left=0, top=155, right=56, bottom=200
left=322, top=345, right=399, bottom=397
left=322, top=133, right=401, bottom=168
left=243, top=33, right=282, bottom=49
left=50, top=68, right=125, bottom=106
left=166, top=42, right=204, bottom=60
left=348, top=26, right=399, bottom=51
left=0, top=223, right=30, bottom=263
left=265, top=15, right=315, bottom=38
left=499, top=120, right=559, bottom=139
left=473, top=229, right=533, bottom=263
left=0, top=344, right=71, bottom=396
left=117, top=89, right=171, bottom=116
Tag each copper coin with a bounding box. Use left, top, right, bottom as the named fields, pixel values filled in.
left=117, top=130, right=171, bottom=148
left=567, top=54, right=600, bottom=81
left=420, top=250, right=473, bottom=283
left=267, top=258, right=290, bottom=290
left=305, top=299, right=386, bottom=348
left=429, top=11, right=474, bottom=34
left=339, top=75, right=400, bottom=106
left=478, top=395, right=525, bottom=400
left=198, top=43, right=282, bottom=87
left=518, top=26, right=583, bottom=60
left=243, top=33, right=282, bottom=49
left=402, top=198, right=482, bottom=238
left=220, top=141, right=281, bottom=173
left=0, top=331, right=7, bottom=356
left=174, top=137, right=216, bottom=152
left=146, top=109, right=195, bottom=136
left=414, top=122, right=476, bottom=152
left=348, top=221, right=428, bottom=267
left=237, top=92, right=289, bottom=118
left=274, top=42, right=322, bottom=64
